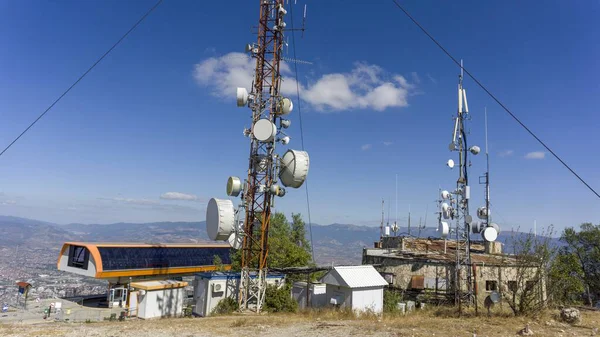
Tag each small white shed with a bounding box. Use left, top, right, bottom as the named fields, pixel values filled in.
left=130, top=280, right=187, bottom=319
left=320, top=265, right=388, bottom=314
left=291, top=282, right=327, bottom=309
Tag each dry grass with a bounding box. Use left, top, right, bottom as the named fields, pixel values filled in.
left=1, top=308, right=599, bottom=336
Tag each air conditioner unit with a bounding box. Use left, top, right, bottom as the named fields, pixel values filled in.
left=212, top=283, right=224, bottom=292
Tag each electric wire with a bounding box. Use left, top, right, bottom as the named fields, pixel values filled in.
left=391, top=0, right=600, bottom=200
left=0, top=0, right=164, bottom=159
left=289, top=3, right=315, bottom=263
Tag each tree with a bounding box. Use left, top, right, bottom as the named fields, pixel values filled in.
left=560, top=223, right=600, bottom=305
left=547, top=251, right=584, bottom=305
left=291, top=213, right=311, bottom=251
left=501, top=227, right=555, bottom=316
left=230, top=212, right=312, bottom=272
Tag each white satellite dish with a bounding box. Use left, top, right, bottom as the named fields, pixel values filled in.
left=279, top=97, right=293, bottom=115
left=252, top=119, right=277, bottom=142
left=439, top=221, right=450, bottom=238
left=469, top=145, right=481, bottom=155
left=465, top=214, right=473, bottom=223
left=269, top=184, right=286, bottom=197
left=449, top=143, right=456, bottom=151
left=227, top=221, right=244, bottom=250
left=441, top=202, right=449, bottom=212
left=279, top=149, right=309, bottom=188
left=206, top=198, right=235, bottom=241
left=482, top=226, right=498, bottom=242
left=489, top=222, right=500, bottom=235
left=236, top=87, right=249, bottom=107
left=477, top=207, right=488, bottom=220
left=254, top=155, right=269, bottom=173
left=447, top=159, right=455, bottom=169
left=441, top=190, right=451, bottom=200
left=280, top=119, right=291, bottom=129
left=226, top=176, right=242, bottom=197
left=280, top=136, right=290, bottom=145
left=472, top=221, right=484, bottom=234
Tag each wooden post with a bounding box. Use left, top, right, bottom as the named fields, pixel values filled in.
left=473, top=263, right=478, bottom=316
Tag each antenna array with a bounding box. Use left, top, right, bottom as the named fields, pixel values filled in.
left=205, top=0, right=309, bottom=313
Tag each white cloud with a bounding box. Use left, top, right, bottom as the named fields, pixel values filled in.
left=383, top=141, right=393, bottom=146
left=361, top=144, right=372, bottom=151
left=524, top=151, right=545, bottom=159
left=193, top=54, right=416, bottom=112
left=160, top=192, right=199, bottom=201
left=101, top=197, right=159, bottom=206
left=1, top=200, right=16, bottom=206
left=498, top=150, right=514, bottom=157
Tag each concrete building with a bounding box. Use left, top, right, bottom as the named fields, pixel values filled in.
left=130, top=280, right=188, bottom=319
left=363, top=237, right=546, bottom=307
left=192, top=272, right=285, bottom=316
left=291, top=282, right=326, bottom=310
left=319, top=265, right=388, bottom=314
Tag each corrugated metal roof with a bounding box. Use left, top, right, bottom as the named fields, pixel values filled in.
left=321, top=265, right=388, bottom=288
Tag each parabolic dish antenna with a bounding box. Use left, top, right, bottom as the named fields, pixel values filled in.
left=206, top=198, right=235, bottom=241
left=465, top=214, right=473, bottom=224
left=279, top=149, right=309, bottom=188
left=253, top=119, right=277, bottom=142
left=439, top=221, right=450, bottom=238
left=278, top=97, right=293, bottom=115
left=482, top=226, right=498, bottom=242
left=441, top=190, right=451, bottom=200
left=226, top=176, right=242, bottom=197
left=489, top=222, right=500, bottom=234
left=227, top=221, right=244, bottom=250
left=253, top=155, right=269, bottom=173
left=447, top=159, right=455, bottom=169
left=477, top=207, right=488, bottom=220
left=236, top=87, right=249, bottom=107
left=471, top=221, right=484, bottom=234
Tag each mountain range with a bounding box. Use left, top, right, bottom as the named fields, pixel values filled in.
left=0, top=215, right=562, bottom=264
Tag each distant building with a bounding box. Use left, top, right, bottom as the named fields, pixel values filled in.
left=319, top=265, right=388, bottom=314
left=192, top=271, right=285, bottom=316
left=363, top=237, right=546, bottom=307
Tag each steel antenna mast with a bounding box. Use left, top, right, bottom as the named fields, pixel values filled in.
left=449, top=60, right=479, bottom=312
left=206, top=0, right=310, bottom=314
left=238, top=0, right=287, bottom=313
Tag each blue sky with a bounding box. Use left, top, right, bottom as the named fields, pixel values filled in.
left=0, top=0, right=597, bottom=233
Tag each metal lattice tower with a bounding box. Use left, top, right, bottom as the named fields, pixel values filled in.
left=450, top=62, right=474, bottom=310
left=238, top=0, right=287, bottom=312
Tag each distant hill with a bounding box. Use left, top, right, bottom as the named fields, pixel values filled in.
left=0, top=215, right=81, bottom=249
left=0, top=215, right=563, bottom=264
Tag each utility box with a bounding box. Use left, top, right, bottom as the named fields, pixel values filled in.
left=130, top=280, right=187, bottom=319
left=291, top=282, right=326, bottom=310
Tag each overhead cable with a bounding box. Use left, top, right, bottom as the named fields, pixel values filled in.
left=0, top=0, right=164, bottom=158
left=391, top=0, right=600, bottom=199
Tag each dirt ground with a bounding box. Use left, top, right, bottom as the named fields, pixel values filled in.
left=1, top=309, right=599, bottom=337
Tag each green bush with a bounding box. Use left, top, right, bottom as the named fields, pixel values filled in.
left=212, top=297, right=239, bottom=315
left=263, top=285, right=297, bottom=313
left=383, top=289, right=402, bottom=313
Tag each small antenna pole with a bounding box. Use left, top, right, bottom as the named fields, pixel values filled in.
left=408, top=204, right=411, bottom=236
left=395, top=173, right=398, bottom=235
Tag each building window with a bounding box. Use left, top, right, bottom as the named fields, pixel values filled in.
left=525, top=281, right=536, bottom=292
left=485, top=280, right=498, bottom=291
left=507, top=281, right=518, bottom=292
left=68, top=245, right=89, bottom=269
